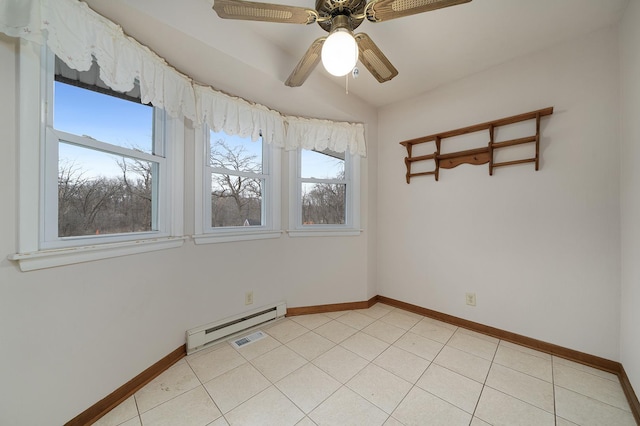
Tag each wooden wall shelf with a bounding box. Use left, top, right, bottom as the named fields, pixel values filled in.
left=400, top=107, right=554, bottom=183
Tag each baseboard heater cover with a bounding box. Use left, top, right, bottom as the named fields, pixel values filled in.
left=186, top=302, right=286, bottom=355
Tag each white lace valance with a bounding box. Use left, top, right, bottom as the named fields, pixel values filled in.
left=0, top=0, right=366, bottom=156
left=195, top=84, right=286, bottom=148
left=286, top=117, right=366, bottom=157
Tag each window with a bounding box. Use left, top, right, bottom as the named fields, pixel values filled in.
left=45, top=61, right=160, bottom=246
left=11, top=45, right=184, bottom=271
left=194, top=128, right=281, bottom=244
left=289, top=148, right=360, bottom=236
left=209, top=132, right=264, bottom=228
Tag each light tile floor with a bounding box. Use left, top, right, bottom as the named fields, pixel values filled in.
left=94, top=304, right=636, bottom=426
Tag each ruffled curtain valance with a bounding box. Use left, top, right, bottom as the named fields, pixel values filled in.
left=286, top=117, right=366, bottom=157
left=0, top=0, right=366, bottom=156
left=195, top=85, right=286, bottom=148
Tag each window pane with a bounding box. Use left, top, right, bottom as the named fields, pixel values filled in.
left=210, top=131, right=262, bottom=173
left=301, top=182, right=346, bottom=225
left=54, top=81, right=154, bottom=154
left=58, top=142, right=155, bottom=237
left=211, top=174, right=263, bottom=227
left=301, top=149, right=344, bottom=180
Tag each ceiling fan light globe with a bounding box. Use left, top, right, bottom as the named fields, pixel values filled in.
left=321, top=29, right=358, bottom=77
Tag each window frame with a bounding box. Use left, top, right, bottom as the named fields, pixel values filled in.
left=288, top=147, right=361, bottom=237
left=9, top=41, right=185, bottom=271
left=193, top=125, right=281, bottom=244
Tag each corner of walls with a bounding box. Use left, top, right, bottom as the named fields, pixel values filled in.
left=0, top=34, right=17, bottom=253
left=619, top=0, right=640, bottom=398
left=0, top=34, right=21, bottom=426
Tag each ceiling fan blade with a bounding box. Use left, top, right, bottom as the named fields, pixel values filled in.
left=285, top=37, right=326, bottom=87
left=213, top=0, right=318, bottom=24
left=354, top=33, right=398, bottom=83
left=365, top=0, right=471, bottom=22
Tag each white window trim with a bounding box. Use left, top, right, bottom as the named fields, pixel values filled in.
left=8, top=40, right=185, bottom=272
left=287, top=148, right=361, bottom=237
left=193, top=125, right=281, bottom=244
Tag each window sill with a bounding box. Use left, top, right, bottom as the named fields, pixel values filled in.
left=8, top=236, right=187, bottom=271
left=286, top=229, right=363, bottom=238
left=193, top=230, right=283, bottom=245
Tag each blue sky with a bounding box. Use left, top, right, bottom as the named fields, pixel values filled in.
left=54, top=81, right=153, bottom=178
left=54, top=82, right=153, bottom=151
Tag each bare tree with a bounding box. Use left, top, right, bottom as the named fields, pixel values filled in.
left=58, top=164, right=122, bottom=236
left=58, top=160, right=84, bottom=236
left=302, top=175, right=346, bottom=225
left=118, top=156, right=153, bottom=232
left=57, top=155, right=153, bottom=237
left=210, top=139, right=262, bottom=227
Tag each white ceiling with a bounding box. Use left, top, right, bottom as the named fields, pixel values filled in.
left=86, top=0, right=628, bottom=109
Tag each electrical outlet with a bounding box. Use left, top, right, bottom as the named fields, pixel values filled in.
left=245, top=291, right=254, bottom=305
left=465, top=292, right=476, bottom=306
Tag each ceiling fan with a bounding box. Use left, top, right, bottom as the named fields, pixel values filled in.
left=212, top=0, right=472, bottom=87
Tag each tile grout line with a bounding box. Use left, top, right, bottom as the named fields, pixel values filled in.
left=480, top=340, right=565, bottom=419
left=246, top=316, right=375, bottom=424
left=490, top=358, right=554, bottom=384
left=468, top=335, right=500, bottom=423
left=552, top=356, right=558, bottom=426
left=282, top=313, right=401, bottom=424
left=191, top=329, right=306, bottom=424
left=551, top=355, right=633, bottom=413
left=334, top=310, right=413, bottom=423
left=553, top=382, right=635, bottom=414
left=554, top=357, right=622, bottom=382
left=205, top=320, right=302, bottom=424
left=183, top=354, right=228, bottom=425
left=481, top=383, right=557, bottom=416
left=132, top=393, right=142, bottom=426
left=133, top=360, right=203, bottom=421
left=383, top=319, right=462, bottom=423
left=245, top=321, right=315, bottom=423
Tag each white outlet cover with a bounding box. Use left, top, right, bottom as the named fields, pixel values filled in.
left=466, top=293, right=476, bottom=306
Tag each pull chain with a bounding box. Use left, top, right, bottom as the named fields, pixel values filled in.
left=346, top=67, right=359, bottom=95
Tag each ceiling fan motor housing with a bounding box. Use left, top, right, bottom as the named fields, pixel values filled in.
left=316, top=0, right=366, bottom=32
left=329, top=14, right=353, bottom=32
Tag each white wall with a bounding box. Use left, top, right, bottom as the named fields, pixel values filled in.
left=0, top=15, right=378, bottom=425
left=377, top=26, right=621, bottom=360
left=620, top=0, right=640, bottom=397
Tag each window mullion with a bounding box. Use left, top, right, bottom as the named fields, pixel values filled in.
left=53, top=129, right=160, bottom=163
left=300, top=177, right=346, bottom=185
left=43, top=128, right=60, bottom=243
left=209, top=167, right=266, bottom=180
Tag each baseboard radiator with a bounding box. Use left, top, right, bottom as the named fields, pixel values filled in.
left=186, top=302, right=287, bottom=355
